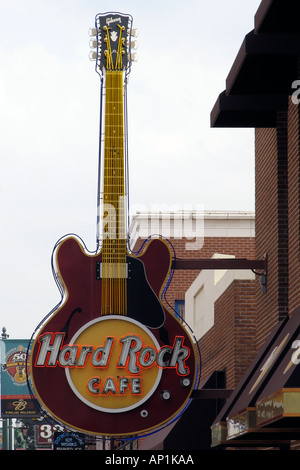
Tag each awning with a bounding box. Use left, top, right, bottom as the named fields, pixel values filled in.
left=254, top=0, right=300, bottom=34
left=225, top=30, right=299, bottom=96
left=212, top=308, right=300, bottom=448
left=211, top=317, right=288, bottom=446
left=256, top=317, right=300, bottom=428
left=210, top=0, right=300, bottom=128
left=211, top=91, right=287, bottom=128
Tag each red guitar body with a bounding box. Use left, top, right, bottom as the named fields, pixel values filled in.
left=30, top=236, right=197, bottom=436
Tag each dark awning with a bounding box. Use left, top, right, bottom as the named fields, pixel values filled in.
left=225, top=31, right=299, bottom=96
left=210, top=0, right=300, bottom=128
left=211, top=317, right=288, bottom=446
left=256, top=316, right=300, bottom=427
left=212, top=308, right=300, bottom=447
left=211, top=91, right=287, bottom=128
left=254, top=0, right=300, bottom=34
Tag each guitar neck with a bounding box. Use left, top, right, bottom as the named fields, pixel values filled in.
left=92, top=17, right=132, bottom=316
left=102, top=70, right=127, bottom=264
left=100, top=71, right=128, bottom=316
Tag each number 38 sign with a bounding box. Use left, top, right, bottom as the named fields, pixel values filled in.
left=37, top=424, right=64, bottom=446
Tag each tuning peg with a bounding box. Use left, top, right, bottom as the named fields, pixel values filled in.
left=130, top=52, right=138, bottom=62
left=89, top=39, right=98, bottom=49
left=88, top=27, right=98, bottom=37
left=131, top=28, right=139, bottom=38
left=89, top=51, right=99, bottom=61
left=127, top=38, right=138, bottom=49
left=130, top=39, right=138, bottom=50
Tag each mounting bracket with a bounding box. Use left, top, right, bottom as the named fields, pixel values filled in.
left=171, top=253, right=268, bottom=293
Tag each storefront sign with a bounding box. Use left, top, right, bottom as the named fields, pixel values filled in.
left=34, top=324, right=190, bottom=412
left=1, top=339, right=39, bottom=418
left=53, top=431, right=85, bottom=450
left=256, top=390, right=300, bottom=426
left=28, top=10, right=198, bottom=437
left=37, top=424, right=64, bottom=446
left=30, top=316, right=197, bottom=436
left=226, top=408, right=256, bottom=439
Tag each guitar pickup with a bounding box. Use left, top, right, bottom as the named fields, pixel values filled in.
left=96, top=262, right=128, bottom=279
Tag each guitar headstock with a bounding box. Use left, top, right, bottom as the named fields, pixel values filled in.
left=89, top=12, right=137, bottom=76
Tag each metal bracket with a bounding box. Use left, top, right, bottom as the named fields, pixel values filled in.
left=171, top=253, right=268, bottom=294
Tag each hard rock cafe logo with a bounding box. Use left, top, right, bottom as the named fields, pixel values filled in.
left=2, top=345, right=29, bottom=385
left=34, top=316, right=192, bottom=413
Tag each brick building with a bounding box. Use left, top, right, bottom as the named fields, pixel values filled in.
left=130, top=210, right=255, bottom=323
left=130, top=211, right=257, bottom=450
left=209, top=0, right=300, bottom=450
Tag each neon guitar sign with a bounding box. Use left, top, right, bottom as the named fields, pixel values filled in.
left=29, top=12, right=198, bottom=436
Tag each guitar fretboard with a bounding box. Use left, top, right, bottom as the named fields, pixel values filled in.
left=101, top=70, right=127, bottom=315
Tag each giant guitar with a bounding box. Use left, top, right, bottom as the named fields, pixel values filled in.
left=29, top=12, right=198, bottom=437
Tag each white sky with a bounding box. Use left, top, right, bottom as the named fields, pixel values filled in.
left=0, top=0, right=261, bottom=339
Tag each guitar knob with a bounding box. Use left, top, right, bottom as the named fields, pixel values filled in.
left=161, top=390, right=171, bottom=401
left=180, top=378, right=191, bottom=387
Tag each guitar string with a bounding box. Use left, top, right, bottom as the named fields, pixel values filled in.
left=104, top=26, right=112, bottom=315
left=102, top=28, right=127, bottom=316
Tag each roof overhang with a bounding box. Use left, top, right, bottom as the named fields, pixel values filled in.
left=254, top=0, right=300, bottom=34
left=211, top=0, right=300, bottom=128
left=211, top=91, right=287, bottom=128
left=225, top=31, right=299, bottom=96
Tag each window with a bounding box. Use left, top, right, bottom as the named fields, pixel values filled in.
left=174, top=299, right=185, bottom=322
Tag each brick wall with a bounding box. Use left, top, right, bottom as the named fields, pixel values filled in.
left=288, top=99, right=300, bottom=313
left=133, top=235, right=255, bottom=312
left=198, top=280, right=256, bottom=390
left=255, top=99, right=300, bottom=350
left=255, top=111, right=289, bottom=349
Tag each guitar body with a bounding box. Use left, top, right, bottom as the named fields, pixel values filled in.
left=30, top=236, right=197, bottom=436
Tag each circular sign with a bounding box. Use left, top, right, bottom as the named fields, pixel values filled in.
left=65, top=316, right=162, bottom=413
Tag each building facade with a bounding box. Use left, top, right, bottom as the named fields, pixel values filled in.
left=210, top=0, right=300, bottom=450
left=130, top=210, right=255, bottom=326
left=130, top=211, right=257, bottom=450
left=138, top=0, right=300, bottom=451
